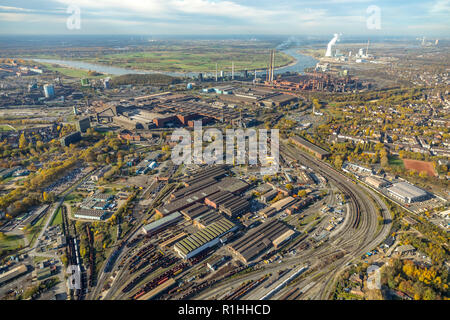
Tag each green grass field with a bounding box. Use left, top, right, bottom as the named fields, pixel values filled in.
left=83, top=48, right=295, bottom=73
left=50, top=208, right=62, bottom=227
left=65, top=192, right=86, bottom=204
left=25, top=213, right=48, bottom=246
left=388, top=156, right=404, bottom=168
left=39, top=62, right=108, bottom=79
left=0, top=125, right=15, bottom=132
left=0, top=234, right=25, bottom=251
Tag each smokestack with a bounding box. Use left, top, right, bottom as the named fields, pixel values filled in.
left=232, top=61, right=234, bottom=80
left=271, top=50, right=275, bottom=83
left=325, top=34, right=340, bottom=57
left=216, top=63, right=218, bottom=82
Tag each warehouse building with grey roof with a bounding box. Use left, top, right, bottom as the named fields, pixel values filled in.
left=387, top=182, right=430, bottom=204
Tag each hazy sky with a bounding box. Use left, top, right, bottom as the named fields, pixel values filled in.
left=0, top=0, right=449, bottom=37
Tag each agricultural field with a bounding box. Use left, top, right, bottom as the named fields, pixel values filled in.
left=23, top=41, right=296, bottom=74
left=86, top=49, right=294, bottom=73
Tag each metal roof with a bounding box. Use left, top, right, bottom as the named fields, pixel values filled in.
left=388, top=182, right=427, bottom=199
left=174, top=218, right=235, bottom=255
left=142, top=212, right=182, bottom=233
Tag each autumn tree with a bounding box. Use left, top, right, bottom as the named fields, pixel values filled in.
left=19, top=133, right=27, bottom=150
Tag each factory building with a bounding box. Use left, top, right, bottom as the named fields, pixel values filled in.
left=205, top=191, right=250, bottom=218
left=214, top=177, right=249, bottom=194
left=184, top=166, right=228, bottom=186
left=387, top=182, right=430, bottom=204
left=93, top=193, right=114, bottom=202
left=257, top=196, right=298, bottom=218
left=76, top=117, right=91, bottom=133
left=113, top=115, right=146, bottom=130
left=43, top=84, right=55, bottom=98
left=297, top=170, right=314, bottom=185
left=286, top=195, right=316, bottom=215
left=272, top=229, right=295, bottom=248
left=173, top=218, right=237, bottom=259
left=193, top=211, right=223, bottom=229
left=260, top=94, right=298, bottom=108
left=258, top=206, right=277, bottom=219
left=118, top=130, right=142, bottom=142
left=271, top=197, right=297, bottom=212
left=213, top=86, right=234, bottom=95
left=60, top=131, right=82, bottom=147
left=364, top=175, right=391, bottom=189
left=157, top=166, right=249, bottom=218
left=155, top=185, right=220, bottom=216
left=289, top=136, right=330, bottom=160
left=74, top=209, right=108, bottom=221
left=180, top=203, right=213, bottom=221
left=158, top=101, right=240, bottom=124
left=142, top=212, right=183, bottom=236
left=261, top=189, right=279, bottom=204
left=171, top=178, right=218, bottom=200
left=0, top=264, right=28, bottom=286
left=206, top=255, right=229, bottom=271
left=227, top=220, right=294, bottom=264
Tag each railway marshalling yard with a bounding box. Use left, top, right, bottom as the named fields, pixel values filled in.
left=84, top=142, right=392, bottom=301
left=193, top=143, right=392, bottom=300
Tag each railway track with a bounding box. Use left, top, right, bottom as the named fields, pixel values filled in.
left=61, top=205, right=85, bottom=300
left=275, top=142, right=392, bottom=300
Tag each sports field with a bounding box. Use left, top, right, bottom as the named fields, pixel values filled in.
left=403, top=159, right=437, bottom=177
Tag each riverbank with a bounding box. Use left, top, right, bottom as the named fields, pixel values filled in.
left=27, top=48, right=317, bottom=78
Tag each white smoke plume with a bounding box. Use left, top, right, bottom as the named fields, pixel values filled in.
left=325, top=33, right=341, bottom=57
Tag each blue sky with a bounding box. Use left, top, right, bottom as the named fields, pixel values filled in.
left=0, top=0, right=449, bottom=36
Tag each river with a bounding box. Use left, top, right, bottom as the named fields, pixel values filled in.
left=31, top=48, right=317, bottom=78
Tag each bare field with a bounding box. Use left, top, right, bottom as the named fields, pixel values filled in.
left=403, top=159, right=437, bottom=177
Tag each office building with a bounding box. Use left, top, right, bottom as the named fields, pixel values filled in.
left=43, top=84, right=55, bottom=98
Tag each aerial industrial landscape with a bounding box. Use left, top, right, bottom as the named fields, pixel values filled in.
left=0, top=1, right=448, bottom=305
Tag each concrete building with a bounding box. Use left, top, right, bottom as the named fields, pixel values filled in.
left=289, top=136, right=330, bottom=160
left=60, top=131, right=82, bottom=147
left=387, top=182, right=430, bottom=203
left=206, top=255, right=229, bottom=271
left=76, top=117, right=91, bottom=133
left=74, top=209, right=108, bottom=221
left=261, top=189, right=278, bottom=204
left=205, top=190, right=250, bottom=218
left=271, top=196, right=297, bottom=212
left=395, top=244, right=416, bottom=256
left=365, top=175, right=390, bottom=189
left=142, top=212, right=183, bottom=236
left=227, top=220, right=294, bottom=264
left=0, top=264, right=28, bottom=286
left=43, top=84, right=55, bottom=98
